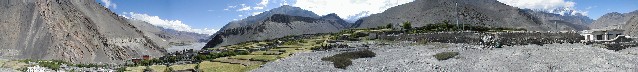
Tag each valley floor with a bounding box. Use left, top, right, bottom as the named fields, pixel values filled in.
left=254, top=41, right=638, bottom=71
left=166, top=43, right=206, bottom=53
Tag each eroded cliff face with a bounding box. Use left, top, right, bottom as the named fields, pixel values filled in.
left=353, top=0, right=591, bottom=31
left=204, top=14, right=349, bottom=48
left=590, top=11, right=638, bottom=29
left=0, top=0, right=165, bottom=64
left=623, top=16, right=638, bottom=37
left=203, top=6, right=351, bottom=48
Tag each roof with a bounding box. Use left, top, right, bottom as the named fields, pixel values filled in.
left=580, top=29, right=624, bottom=34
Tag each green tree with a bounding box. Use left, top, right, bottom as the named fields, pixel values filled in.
left=386, top=23, right=393, bottom=29
left=402, top=21, right=412, bottom=30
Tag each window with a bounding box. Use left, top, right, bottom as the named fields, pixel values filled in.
left=596, top=35, right=603, bottom=40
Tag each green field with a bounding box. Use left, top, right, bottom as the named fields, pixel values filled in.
left=124, top=66, right=146, bottom=72
left=149, top=65, right=167, bottom=72
left=198, top=61, right=259, bottom=72
left=137, top=35, right=334, bottom=72
left=169, top=64, right=197, bottom=71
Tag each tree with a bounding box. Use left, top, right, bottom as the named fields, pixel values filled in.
left=402, top=21, right=412, bottom=30
left=386, top=23, right=393, bottom=29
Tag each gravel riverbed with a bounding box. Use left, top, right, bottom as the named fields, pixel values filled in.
left=253, top=41, right=638, bottom=71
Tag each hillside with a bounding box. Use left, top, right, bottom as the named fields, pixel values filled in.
left=127, top=19, right=210, bottom=49
left=203, top=13, right=350, bottom=48
left=590, top=10, right=638, bottom=29
left=623, top=16, right=638, bottom=37
left=353, top=0, right=592, bottom=31
left=0, top=0, right=165, bottom=64
left=220, top=5, right=321, bottom=30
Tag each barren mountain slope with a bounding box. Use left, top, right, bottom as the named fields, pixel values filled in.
left=127, top=20, right=210, bottom=48
left=623, top=16, right=638, bottom=37
left=203, top=14, right=349, bottom=48
left=354, top=0, right=591, bottom=31
left=0, top=0, right=165, bottom=64
left=590, top=11, right=638, bottom=29
left=220, top=5, right=320, bottom=30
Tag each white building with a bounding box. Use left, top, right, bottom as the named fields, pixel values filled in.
left=580, top=29, right=625, bottom=42
left=27, top=65, right=53, bottom=72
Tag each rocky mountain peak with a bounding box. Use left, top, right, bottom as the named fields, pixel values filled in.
left=220, top=5, right=320, bottom=30
left=321, top=13, right=341, bottom=19
left=590, top=10, right=638, bottom=29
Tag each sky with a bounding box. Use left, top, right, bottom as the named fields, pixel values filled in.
left=97, top=0, right=638, bottom=35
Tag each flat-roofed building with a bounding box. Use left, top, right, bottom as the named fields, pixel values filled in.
left=580, top=29, right=625, bottom=42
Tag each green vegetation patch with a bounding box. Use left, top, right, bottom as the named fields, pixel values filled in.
left=434, top=52, right=459, bottom=60
left=124, top=66, right=146, bottom=72
left=198, top=61, right=256, bottom=72
left=149, top=65, right=167, bottom=72
left=211, top=58, right=263, bottom=66
left=321, top=49, right=376, bottom=69
left=169, top=64, right=197, bottom=71
left=249, top=55, right=280, bottom=62
left=403, top=21, right=525, bottom=34
left=250, top=51, right=283, bottom=55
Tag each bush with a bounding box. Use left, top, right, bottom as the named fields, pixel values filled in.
left=402, top=21, right=412, bottom=30
left=321, top=49, right=376, bottom=69
left=416, top=38, right=429, bottom=45
left=434, top=52, right=459, bottom=60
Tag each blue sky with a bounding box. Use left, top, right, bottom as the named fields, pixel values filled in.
left=572, top=0, right=638, bottom=19
left=97, top=0, right=638, bottom=34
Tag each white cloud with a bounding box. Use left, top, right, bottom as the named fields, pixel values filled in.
left=497, top=0, right=587, bottom=16
left=293, top=0, right=414, bottom=21
left=253, top=0, right=270, bottom=10
left=228, top=6, right=237, bottom=8
left=252, top=12, right=263, bottom=15
left=100, top=0, right=117, bottom=9
left=280, top=0, right=289, bottom=5
left=239, top=15, right=244, bottom=17
left=237, top=4, right=252, bottom=11
left=237, top=6, right=252, bottom=11
left=253, top=6, right=265, bottom=10
left=258, top=0, right=270, bottom=6
left=125, top=12, right=217, bottom=35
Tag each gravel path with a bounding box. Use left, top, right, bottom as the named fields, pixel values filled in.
left=253, top=41, right=638, bottom=71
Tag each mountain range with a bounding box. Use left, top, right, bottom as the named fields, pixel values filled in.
left=352, top=0, right=592, bottom=31
left=589, top=11, right=638, bottom=29
left=203, top=5, right=351, bottom=48
left=203, top=0, right=597, bottom=48
left=0, top=0, right=208, bottom=64
left=2, top=0, right=636, bottom=64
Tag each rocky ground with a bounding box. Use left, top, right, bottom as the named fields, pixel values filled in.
left=254, top=41, right=638, bottom=71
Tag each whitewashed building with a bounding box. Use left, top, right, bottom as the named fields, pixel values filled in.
left=580, top=29, right=626, bottom=42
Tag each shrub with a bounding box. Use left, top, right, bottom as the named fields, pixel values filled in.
left=321, top=49, right=376, bottom=69
left=416, top=38, right=429, bottom=45
left=402, top=21, right=412, bottom=30
left=434, top=52, right=459, bottom=60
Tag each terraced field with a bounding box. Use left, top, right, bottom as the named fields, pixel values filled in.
left=169, top=64, right=197, bottom=71
left=117, top=35, right=332, bottom=72
left=149, top=65, right=167, bottom=72
left=198, top=61, right=257, bottom=72
left=197, top=35, right=331, bottom=71
left=124, top=66, right=146, bottom=72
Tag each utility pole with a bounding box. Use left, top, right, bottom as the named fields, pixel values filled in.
left=554, top=21, right=557, bottom=32
left=456, top=3, right=460, bottom=31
